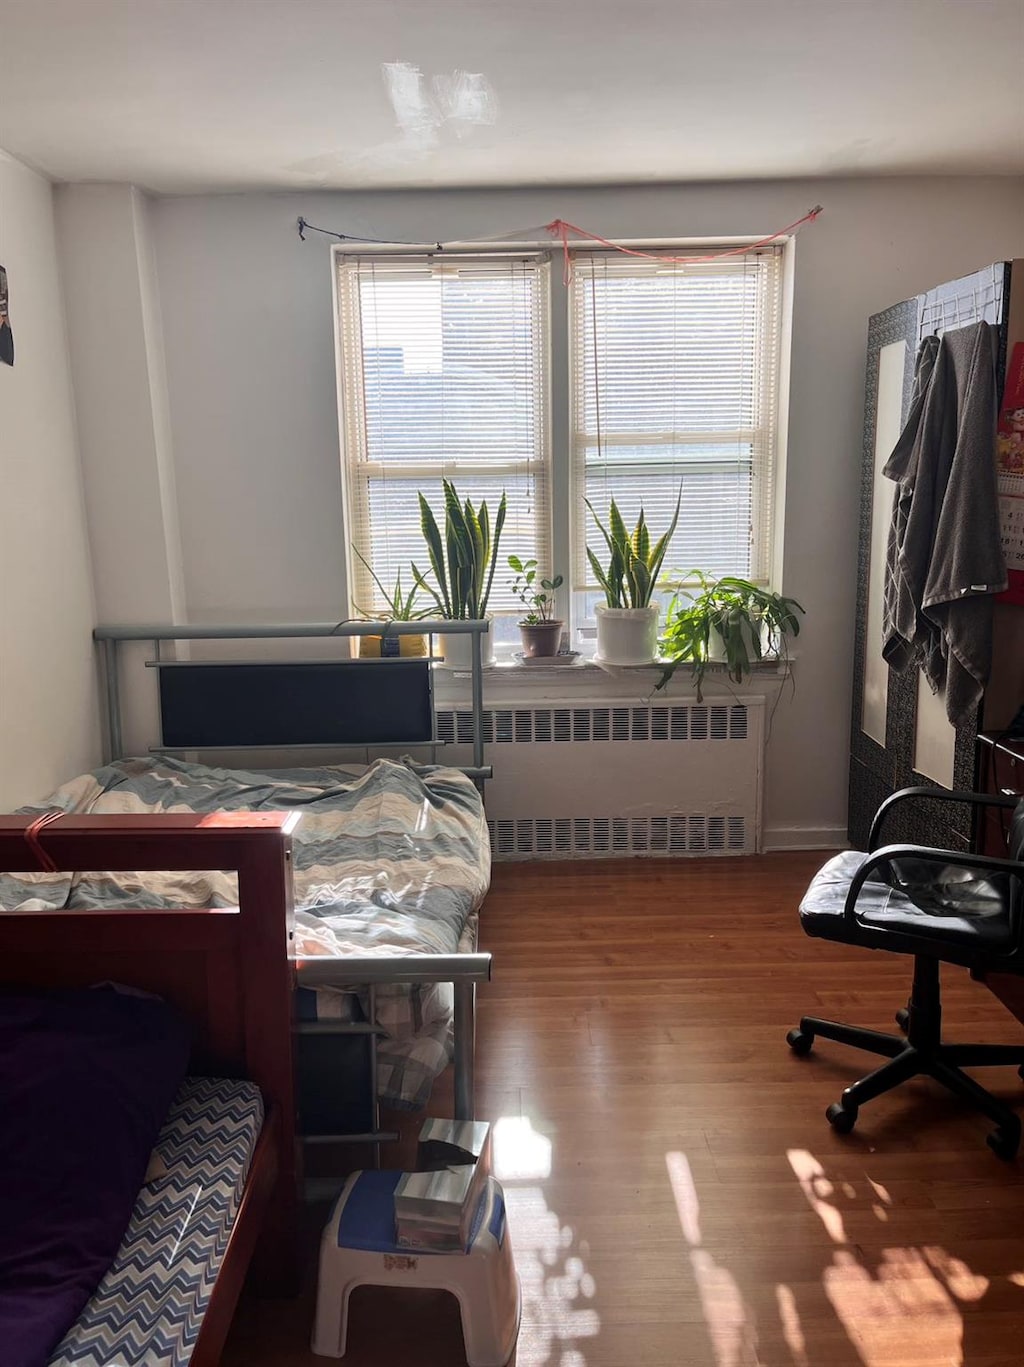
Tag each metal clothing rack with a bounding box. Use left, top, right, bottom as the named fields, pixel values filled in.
left=917, top=262, right=1009, bottom=342
left=92, top=618, right=493, bottom=1155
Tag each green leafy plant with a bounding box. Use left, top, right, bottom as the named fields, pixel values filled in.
left=508, top=556, right=563, bottom=623
left=413, top=480, right=508, bottom=620
left=352, top=547, right=432, bottom=621
left=585, top=493, right=681, bottom=609
left=657, top=571, right=805, bottom=700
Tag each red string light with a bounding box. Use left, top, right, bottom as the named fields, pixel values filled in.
left=545, top=206, right=823, bottom=284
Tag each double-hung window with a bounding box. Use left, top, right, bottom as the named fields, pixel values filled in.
left=335, top=253, right=550, bottom=633
left=570, top=249, right=784, bottom=624
left=335, top=242, right=784, bottom=649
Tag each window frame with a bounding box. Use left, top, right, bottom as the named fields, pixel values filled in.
left=567, top=247, right=785, bottom=613
left=332, top=237, right=790, bottom=649
left=333, top=246, right=554, bottom=626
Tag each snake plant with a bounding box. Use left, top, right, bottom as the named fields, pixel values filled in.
left=585, top=491, right=682, bottom=609
left=413, top=480, right=508, bottom=620
left=352, top=547, right=432, bottom=621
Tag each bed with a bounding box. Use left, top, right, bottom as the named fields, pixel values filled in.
left=5, top=618, right=493, bottom=1151
left=0, top=752, right=491, bottom=1113
left=0, top=812, right=297, bottom=1367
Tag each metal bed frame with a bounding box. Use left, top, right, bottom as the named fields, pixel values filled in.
left=92, top=618, right=492, bottom=1147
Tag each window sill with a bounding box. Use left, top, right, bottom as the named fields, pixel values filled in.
left=438, top=655, right=793, bottom=685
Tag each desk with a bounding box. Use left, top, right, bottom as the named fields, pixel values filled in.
left=974, top=733, right=1024, bottom=1022
left=975, top=732, right=1024, bottom=856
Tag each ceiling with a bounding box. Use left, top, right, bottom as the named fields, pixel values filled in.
left=1, top=0, right=1022, bottom=194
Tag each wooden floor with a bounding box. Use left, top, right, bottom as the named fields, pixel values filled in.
left=223, top=854, right=1024, bottom=1367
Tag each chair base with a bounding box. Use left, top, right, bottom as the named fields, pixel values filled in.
left=787, top=956, right=1024, bottom=1158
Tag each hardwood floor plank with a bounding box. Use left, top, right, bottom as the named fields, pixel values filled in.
left=223, top=854, right=1024, bottom=1367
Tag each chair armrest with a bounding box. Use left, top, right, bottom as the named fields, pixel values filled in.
left=868, top=786, right=1020, bottom=851
left=846, top=843, right=1024, bottom=930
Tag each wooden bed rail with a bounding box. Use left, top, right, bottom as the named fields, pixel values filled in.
left=0, top=812, right=300, bottom=1299
left=0, top=809, right=301, bottom=872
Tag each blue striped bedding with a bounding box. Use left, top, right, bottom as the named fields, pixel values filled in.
left=0, top=757, right=490, bottom=1106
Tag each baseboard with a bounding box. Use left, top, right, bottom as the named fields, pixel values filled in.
left=762, top=824, right=848, bottom=852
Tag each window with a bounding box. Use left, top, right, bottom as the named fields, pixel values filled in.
left=571, top=250, right=784, bottom=624
left=336, top=254, right=550, bottom=622
left=335, top=242, right=784, bottom=648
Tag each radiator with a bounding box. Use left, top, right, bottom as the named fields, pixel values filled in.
left=437, top=696, right=765, bottom=859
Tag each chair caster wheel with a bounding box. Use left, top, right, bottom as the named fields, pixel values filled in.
left=786, top=1028, right=813, bottom=1056
left=986, top=1125, right=1021, bottom=1161
left=826, top=1101, right=858, bottom=1134
left=895, top=1007, right=910, bottom=1033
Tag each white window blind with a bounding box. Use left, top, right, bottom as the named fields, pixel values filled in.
left=336, top=253, right=551, bottom=617
left=570, top=248, right=783, bottom=593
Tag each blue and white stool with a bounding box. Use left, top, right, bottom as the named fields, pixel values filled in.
left=311, top=1169, right=520, bottom=1366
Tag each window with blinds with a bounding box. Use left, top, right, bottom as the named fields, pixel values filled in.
left=570, top=249, right=784, bottom=604
left=336, top=253, right=551, bottom=619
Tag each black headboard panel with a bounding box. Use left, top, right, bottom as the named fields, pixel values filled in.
left=158, top=661, right=433, bottom=749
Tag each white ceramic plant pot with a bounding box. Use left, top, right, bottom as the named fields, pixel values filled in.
left=594, top=605, right=660, bottom=666
left=706, top=628, right=729, bottom=663
left=436, top=627, right=494, bottom=670
left=706, top=614, right=766, bottom=664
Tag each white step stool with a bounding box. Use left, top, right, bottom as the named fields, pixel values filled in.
left=311, top=1169, right=520, bottom=1366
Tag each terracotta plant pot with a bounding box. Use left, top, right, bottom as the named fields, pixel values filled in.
left=518, top=620, right=563, bottom=659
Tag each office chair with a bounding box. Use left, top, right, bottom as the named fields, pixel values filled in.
left=786, top=787, right=1024, bottom=1157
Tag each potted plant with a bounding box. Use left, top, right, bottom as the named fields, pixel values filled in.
left=586, top=493, right=681, bottom=665
left=508, top=556, right=564, bottom=658
left=413, top=480, right=507, bottom=668
left=657, top=571, right=805, bottom=700
left=352, top=548, right=432, bottom=658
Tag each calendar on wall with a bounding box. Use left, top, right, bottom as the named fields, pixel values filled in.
left=997, top=341, right=1024, bottom=604
left=1003, top=498, right=1024, bottom=568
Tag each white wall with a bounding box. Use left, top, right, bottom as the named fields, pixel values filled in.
left=55, top=185, right=188, bottom=754
left=0, top=151, right=99, bottom=806
left=55, top=185, right=185, bottom=625
left=0, top=173, right=1015, bottom=833
left=144, top=178, right=1024, bottom=847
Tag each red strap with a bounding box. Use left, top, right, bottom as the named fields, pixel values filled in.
left=544, top=205, right=823, bottom=284
left=25, top=811, right=63, bottom=873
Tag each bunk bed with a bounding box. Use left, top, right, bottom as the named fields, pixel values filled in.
left=0, top=812, right=297, bottom=1367
left=3, top=619, right=493, bottom=1152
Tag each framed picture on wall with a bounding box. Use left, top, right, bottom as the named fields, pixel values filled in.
left=0, top=267, right=12, bottom=366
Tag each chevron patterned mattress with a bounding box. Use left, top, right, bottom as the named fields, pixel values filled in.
left=48, top=1076, right=264, bottom=1367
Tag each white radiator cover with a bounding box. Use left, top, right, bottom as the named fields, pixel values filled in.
left=438, top=695, right=765, bottom=859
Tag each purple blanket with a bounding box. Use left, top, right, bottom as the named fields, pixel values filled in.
left=0, top=986, right=190, bottom=1367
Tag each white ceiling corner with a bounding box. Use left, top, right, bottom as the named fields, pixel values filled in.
left=0, top=0, right=1022, bottom=194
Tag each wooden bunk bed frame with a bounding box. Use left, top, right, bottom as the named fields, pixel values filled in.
left=0, top=810, right=300, bottom=1366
